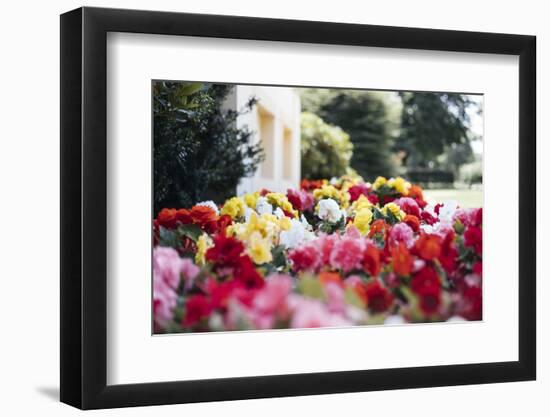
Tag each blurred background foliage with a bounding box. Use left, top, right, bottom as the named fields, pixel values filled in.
left=300, top=88, right=482, bottom=190
left=300, top=112, right=353, bottom=179
left=153, top=81, right=263, bottom=214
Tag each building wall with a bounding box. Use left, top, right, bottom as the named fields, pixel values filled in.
left=228, top=85, right=301, bottom=195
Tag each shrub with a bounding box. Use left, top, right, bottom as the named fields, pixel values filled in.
left=153, top=81, right=264, bottom=214
left=300, top=112, right=353, bottom=180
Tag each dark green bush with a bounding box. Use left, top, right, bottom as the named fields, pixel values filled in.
left=153, top=81, right=264, bottom=214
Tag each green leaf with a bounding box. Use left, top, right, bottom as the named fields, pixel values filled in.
left=158, top=227, right=180, bottom=248
left=344, top=287, right=366, bottom=309
left=180, top=82, right=203, bottom=96
left=298, top=275, right=326, bottom=300
left=177, top=224, right=203, bottom=242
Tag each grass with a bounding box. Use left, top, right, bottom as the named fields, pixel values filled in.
left=423, top=188, right=483, bottom=208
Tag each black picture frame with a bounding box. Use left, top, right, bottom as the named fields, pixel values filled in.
left=60, top=6, right=536, bottom=410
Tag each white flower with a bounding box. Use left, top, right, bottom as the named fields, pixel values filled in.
left=279, top=218, right=315, bottom=249
left=244, top=206, right=254, bottom=223
left=273, top=207, right=285, bottom=219
left=255, top=197, right=273, bottom=215
left=438, top=200, right=458, bottom=223
left=195, top=200, right=219, bottom=215
left=317, top=198, right=343, bottom=224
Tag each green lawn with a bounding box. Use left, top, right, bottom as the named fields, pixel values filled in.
left=423, top=188, right=483, bottom=208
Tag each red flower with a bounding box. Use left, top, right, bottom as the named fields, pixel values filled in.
left=184, top=295, right=212, bottom=326
left=215, top=214, right=233, bottom=234
left=367, top=194, right=379, bottom=205
left=417, top=284, right=441, bottom=316
left=363, top=244, right=381, bottom=276
left=472, top=260, right=483, bottom=276
left=205, top=234, right=245, bottom=267
left=233, top=255, right=264, bottom=289
left=464, top=226, right=482, bottom=255
left=175, top=208, right=193, bottom=224
left=289, top=245, right=320, bottom=272
left=365, top=280, right=394, bottom=313
left=411, top=266, right=441, bottom=294
left=157, top=208, right=178, bottom=229
left=300, top=179, right=324, bottom=191
left=190, top=205, right=218, bottom=225
left=438, top=231, right=458, bottom=274
left=382, top=195, right=396, bottom=204
left=348, top=184, right=369, bottom=202
left=391, top=243, right=413, bottom=277
left=458, top=286, right=482, bottom=321
left=420, top=211, right=437, bottom=225
left=403, top=214, right=420, bottom=232
left=414, top=233, right=442, bottom=261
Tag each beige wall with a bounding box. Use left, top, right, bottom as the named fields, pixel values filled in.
left=227, top=85, right=301, bottom=195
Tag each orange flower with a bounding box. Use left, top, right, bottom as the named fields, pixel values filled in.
left=190, top=205, right=218, bottom=225
left=408, top=185, right=424, bottom=201
left=368, top=219, right=390, bottom=239
left=175, top=208, right=193, bottom=224
left=363, top=244, right=381, bottom=276
left=391, top=243, right=413, bottom=277
left=403, top=214, right=420, bottom=232
left=157, top=208, right=178, bottom=228
left=415, top=233, right=442, bottom=261
left=318, top=271, right=343, bottom=287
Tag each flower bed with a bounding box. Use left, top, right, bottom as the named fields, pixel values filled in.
left=153, top=176, right=482, bottom=333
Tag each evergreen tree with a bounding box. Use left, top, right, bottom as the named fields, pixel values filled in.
left=397, top=92, right=476, bottom=169
left=153, top=81, right=263, bottom=214
left=301, top=89, right=398, bottom=179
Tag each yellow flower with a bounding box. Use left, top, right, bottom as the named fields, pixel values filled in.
left=195, top=233, right=213, bottom=265
left=278, top=216, right=291, bottom=231
left=389, top=177, right=411, bottom=195
left=313, top=184, right=339, bottom=201
left=372, top=176, right=387, bottom=190
left=382, top=202, right=405, bottom=220
left=313, top=185, right=350, bottom=209
left=247, top=231, right=272, bottom=264
left=220, top=197, right=246, bottom=219
left=266, top=192, right=298, bottom=218
left=244, top=192, right=259, bottom=209
left=350, top=194, right=373, bottom=213
left=353, top=208, right=373, bottom=236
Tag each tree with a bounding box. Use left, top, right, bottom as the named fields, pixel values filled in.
left=153, top=81, right=264, bottom=214
left=397, top=92, right=477, bottom=169
left=301, top=89, right=399, bottom=180
left=300, top=112, right=353, bottom=179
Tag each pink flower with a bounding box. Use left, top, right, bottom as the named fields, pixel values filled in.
left=153, top=278, right=178, bottom=325
left=389, top=222, right=414, bottom=248
left=181, top=258, right=200, bottom=289
left=153, top=247, right=200, bottom=325
left=289, top=296, right=351, bottom=329
left=453, top=208, right=482, bottom=227
left=325, top=282, right=346, bottom=313
left=289, top=245, right=320, bottom=272
left=394, top=197, right=421, bottom=218
left=153, top=246, right=184, bottom=289
left=314, top=233, right=340, bottom=265
left=253, top=274, right=292, bottom=315
left=287, top=188, right=314, bottom=212
left=329, top=235, right=365, bottom=273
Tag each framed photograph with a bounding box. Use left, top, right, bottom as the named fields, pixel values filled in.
left=60, top=6, right=536, bottom=409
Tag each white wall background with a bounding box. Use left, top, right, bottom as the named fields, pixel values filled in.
left=0, top=0, right=545, bottom=415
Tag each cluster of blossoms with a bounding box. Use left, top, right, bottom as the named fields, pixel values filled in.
left=153, top=175, right=482, bottom=333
